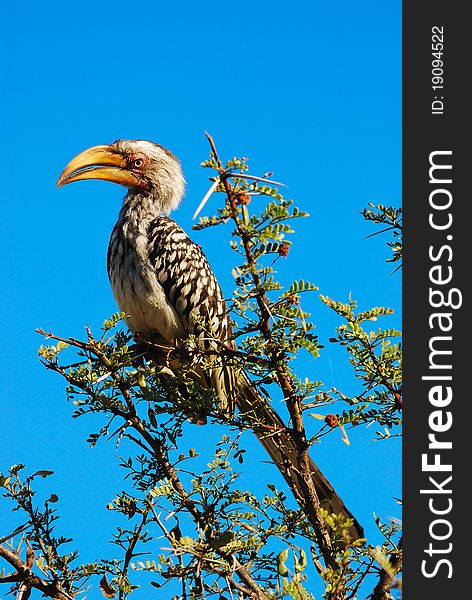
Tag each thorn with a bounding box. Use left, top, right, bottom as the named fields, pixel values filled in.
left=192, top=178, right=220, bottom=220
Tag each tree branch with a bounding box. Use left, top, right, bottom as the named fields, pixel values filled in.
left=205, top=134, right=336, bottom=567
left=0, top=544, right=73, bottom=600
left=370, top=538, right=402, bottom=600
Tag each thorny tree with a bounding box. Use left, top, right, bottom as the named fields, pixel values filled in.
left=0, top=136, right=402, bottom=600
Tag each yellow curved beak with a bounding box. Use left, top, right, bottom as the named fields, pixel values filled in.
left=56, top=145, right=140, bottom=188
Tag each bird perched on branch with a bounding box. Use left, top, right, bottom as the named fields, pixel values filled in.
left=57, top=139, right=363, bottom=541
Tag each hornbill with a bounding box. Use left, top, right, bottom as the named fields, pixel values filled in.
left=57, top=139, right=363, bottom=541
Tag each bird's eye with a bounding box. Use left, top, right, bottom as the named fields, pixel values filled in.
left=133, top=158, right=144, bottom=168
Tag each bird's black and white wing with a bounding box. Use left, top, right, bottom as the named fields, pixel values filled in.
left=147, top=217, right=231, bottom=341
left=146, top=217, right=237, bottom=414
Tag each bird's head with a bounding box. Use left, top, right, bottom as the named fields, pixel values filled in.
left=56, top=139, right=186, bottom=214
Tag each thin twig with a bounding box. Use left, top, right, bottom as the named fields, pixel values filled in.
left=227, top=173, right=287, bottom=187
left=0, top=525, right=29, bottom=545
left=119, top=509, right=151, bottom=600
left=148, top=504, right=188, bottom=600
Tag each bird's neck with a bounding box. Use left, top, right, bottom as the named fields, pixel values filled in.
left=118, top=190, right=168, bottom=233
left=118, top=172, right=184, bottom=229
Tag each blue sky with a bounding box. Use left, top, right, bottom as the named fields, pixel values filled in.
left=1, top=1, right=401, bottom=596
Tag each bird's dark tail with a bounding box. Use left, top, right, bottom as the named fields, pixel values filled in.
left=234, top=374, right=364, bottom=542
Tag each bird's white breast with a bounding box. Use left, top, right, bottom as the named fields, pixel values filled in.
left=108, top=225, right=185, bottom=341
